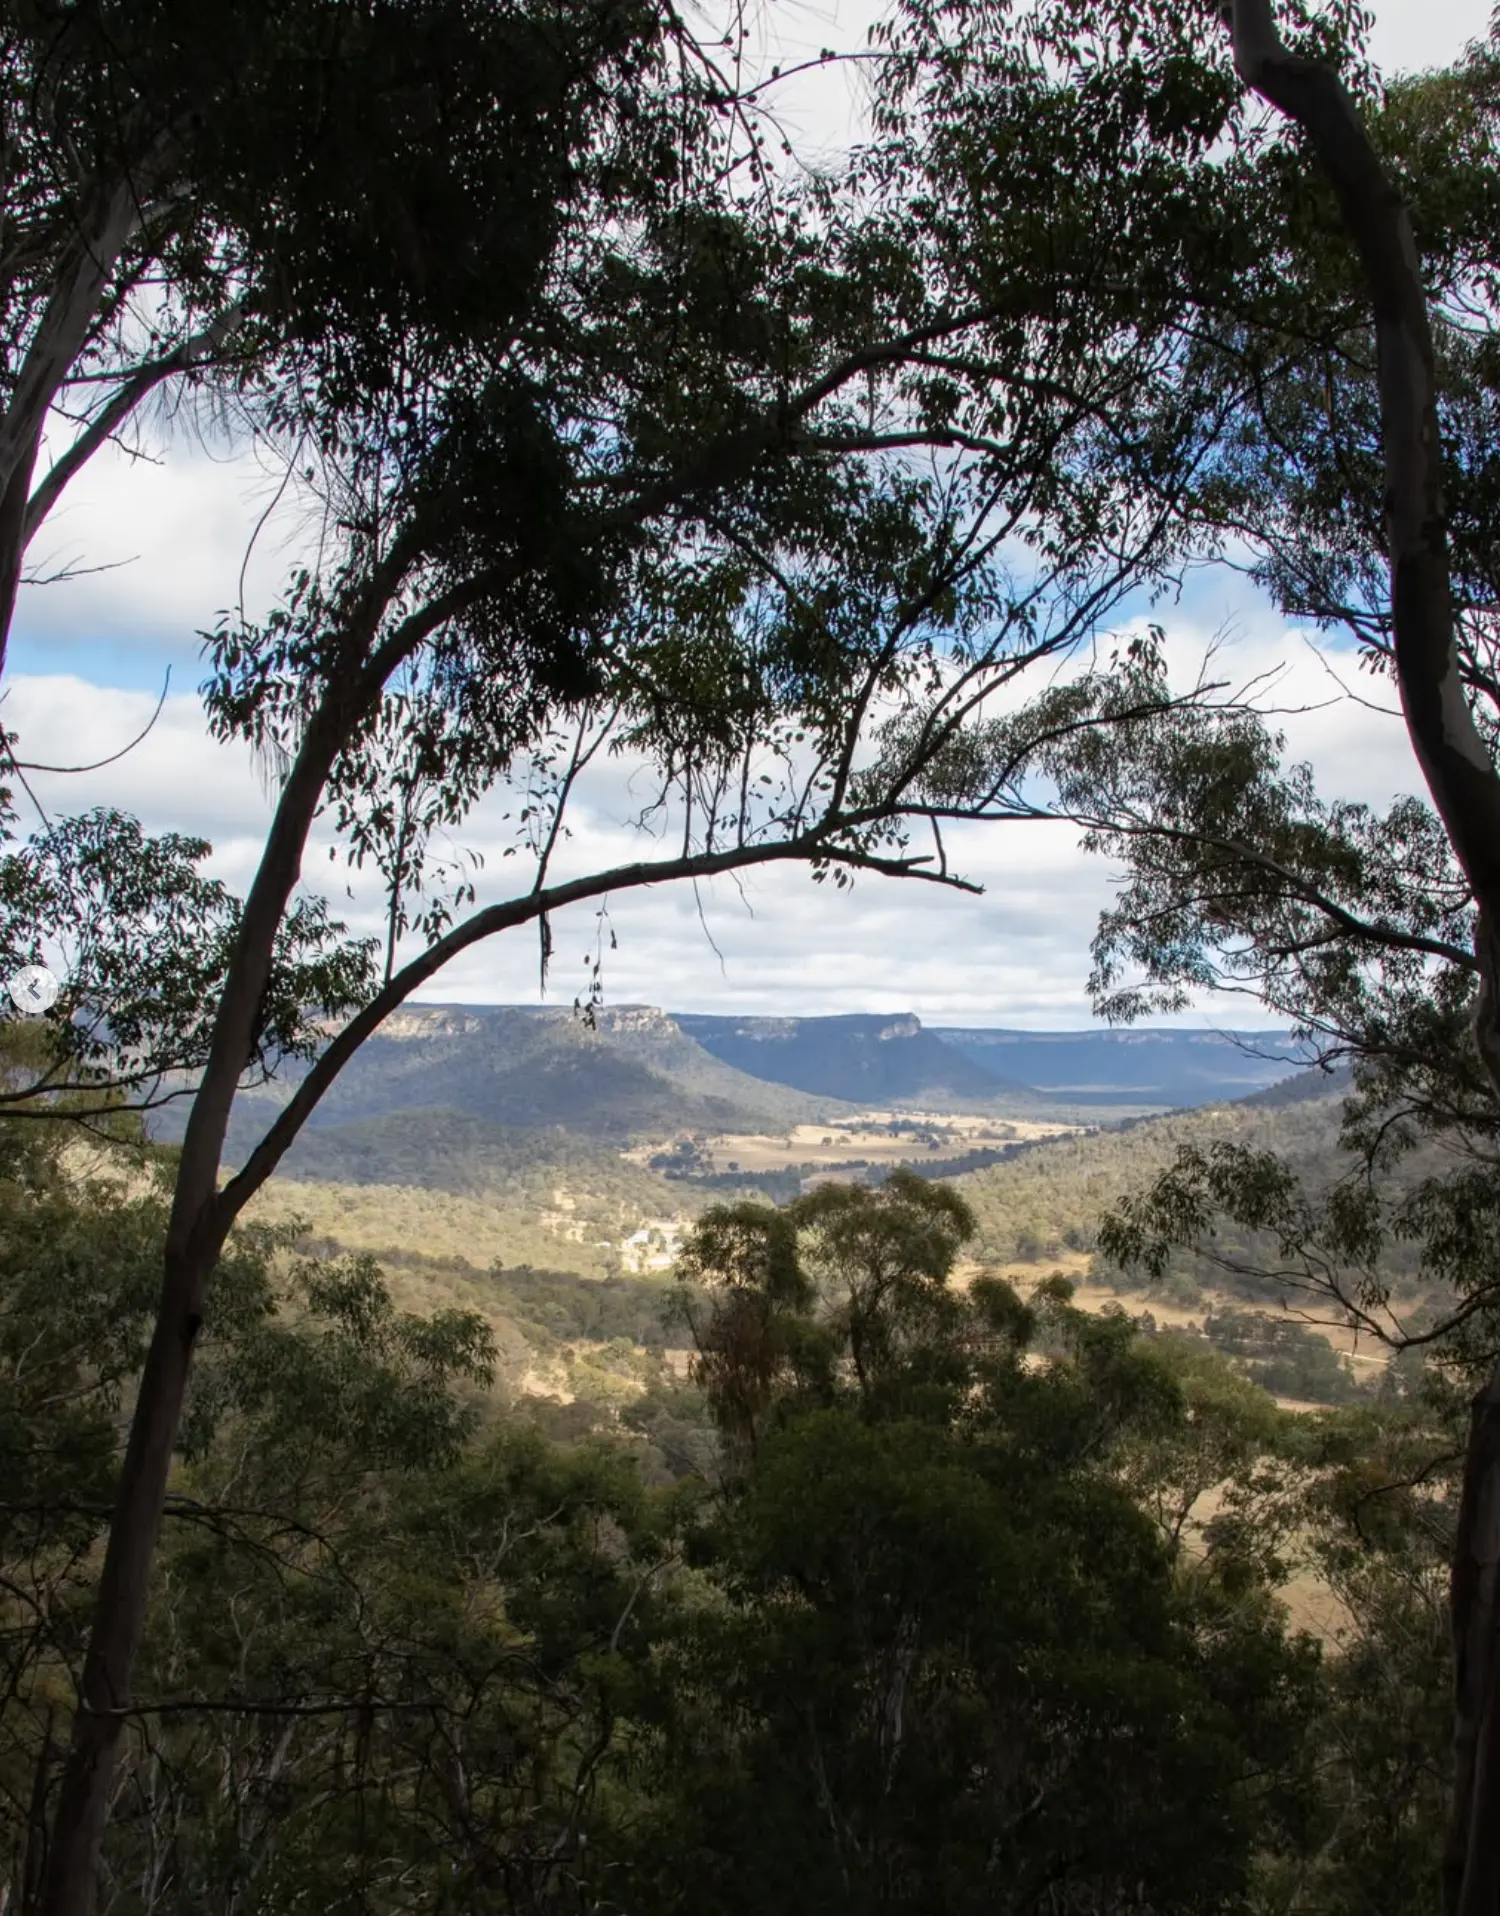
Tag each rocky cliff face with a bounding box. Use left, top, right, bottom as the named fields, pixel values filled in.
left=590, top=1005, right=676, bottom=1032
left=375, top=1003, right=678, bottom=1042
left=377, top=1007, right=488, bottom=1039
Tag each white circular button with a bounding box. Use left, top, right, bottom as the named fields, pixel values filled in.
left=7, top=965, right=59, bottom=1015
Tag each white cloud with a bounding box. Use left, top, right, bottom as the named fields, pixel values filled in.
left=1153, top=615, right=1417, bottom=811
left=12, top=432, right=315, bottom=688
left=1368, top=0, right=1489, bottom=72
left=2, top=596, right=1426, bottom=1030
left=4, top=677, right=270, bottom=842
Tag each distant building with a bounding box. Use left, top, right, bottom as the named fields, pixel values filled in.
left=622, top=1222, right=686, bottom=1273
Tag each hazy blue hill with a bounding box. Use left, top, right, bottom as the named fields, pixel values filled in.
left=932, top=1026, right=1305, bottom=1106
left=675, top=1011, right=1021, bottom=1106
left=674, top=1012, right=1304, bottom=1110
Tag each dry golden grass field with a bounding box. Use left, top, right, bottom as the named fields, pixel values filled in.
left=643, top=1113, right=1078, bottom=1174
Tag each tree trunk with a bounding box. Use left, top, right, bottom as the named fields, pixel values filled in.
left=0, top=456, right=37, bottom=680
left=36, top=1251, right=209, bottom=1916
left=1225, top=5, right=1500, bottom=1909
left=18, top=1708, right=54, bottom=1916
left=32, top=664, right=371, bottom=1912
left=0, top=172, right=150, bottom=680
left=1448, top=1362, right=1500, bottom=1916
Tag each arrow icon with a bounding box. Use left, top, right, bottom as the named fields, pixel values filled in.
left=7, top=965, right=59, bottom=1016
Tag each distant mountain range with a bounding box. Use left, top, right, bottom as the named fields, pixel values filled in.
left=679, top=1013, right=1306, bottom=1110
left=674, top=1012, right=1016, bottom=1107
left=154, top=1005, right=1310, bottom=1181
left=200, top=1005, right=850, bottom=1168
left=930, top=1025, right=1308, bottom=1108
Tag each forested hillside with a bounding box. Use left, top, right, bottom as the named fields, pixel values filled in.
left=0, top=1094, right=1459, bottom=1913
left=155, top=1008, right=1315, bottom=1181
left=170, top=1004, right=856, bottom=1162
left=954, top=1088, right=1358, bottom=1272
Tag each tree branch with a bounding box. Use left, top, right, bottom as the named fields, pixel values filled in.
left=215, top=835, right=972, bottom=1234
left=23, top=303, right=245, bottom=546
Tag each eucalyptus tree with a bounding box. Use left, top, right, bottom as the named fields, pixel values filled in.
left=0, top=1012, right=649, bottom=1910
left=820, top=2, right=1500, bottom=1905
left=1110, top=19, right=1500, bottom=1907
left=650, top=1175, right=1318, bottom=1915
left=0, top=0, right=681, bottom=689
left=0, top=0, right=1278, bottom=1899
left=870, top=7, right=1500, bottom=1909
left=1198, top=27, right=1500, bottom=1889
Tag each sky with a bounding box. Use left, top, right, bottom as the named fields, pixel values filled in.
left=2, top=0, right=1489, bottom=1032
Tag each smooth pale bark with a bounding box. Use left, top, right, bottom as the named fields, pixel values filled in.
left=0, top=176, right=146, bottom=502
left=35, top=1248, right=210, bottom=1915
left=0, top=131, right=247, bottom=686
left=1226, top=5, right=1500, bottom=1910
left=0, top=167, right=161, bottom=677
left=0, top=450, right=39, bottom=683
